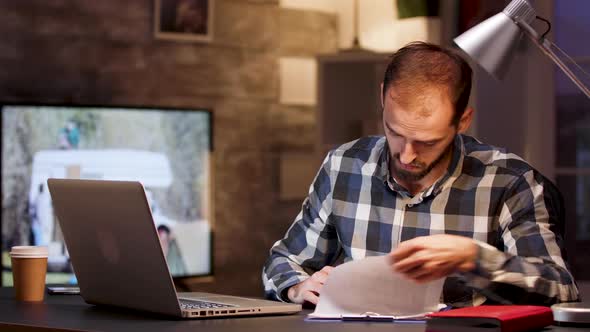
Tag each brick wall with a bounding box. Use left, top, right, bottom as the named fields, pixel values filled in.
left=0, top=0, right=337, bottom=296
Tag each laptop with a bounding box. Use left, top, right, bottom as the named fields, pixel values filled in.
left=46, top=178, right=301, bottom=319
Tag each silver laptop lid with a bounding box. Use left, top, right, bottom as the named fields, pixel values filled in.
left=47, top=178, right=182, bottom=317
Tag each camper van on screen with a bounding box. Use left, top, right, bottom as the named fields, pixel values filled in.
left=29, top=149, right=210, bottom=280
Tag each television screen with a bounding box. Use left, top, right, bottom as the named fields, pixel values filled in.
left=1, top=104, right=213, bottom=286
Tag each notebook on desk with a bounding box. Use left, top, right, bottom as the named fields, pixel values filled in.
left=427, top=305, right=554, bottom=332
left=46, top=178, right=301, bottom=319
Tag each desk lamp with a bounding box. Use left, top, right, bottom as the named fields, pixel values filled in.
left=454, top=0, right=590, bottom=99
left=454, top=0, right=590, bottom=325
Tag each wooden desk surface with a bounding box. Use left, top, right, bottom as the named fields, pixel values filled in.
left=0, top=287, right=586, bottom=332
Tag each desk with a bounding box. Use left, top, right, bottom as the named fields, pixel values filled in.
left=0, top=288, right=585, bottom=332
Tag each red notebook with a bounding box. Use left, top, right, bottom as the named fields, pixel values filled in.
left=427, top=305, right=554, bottom=332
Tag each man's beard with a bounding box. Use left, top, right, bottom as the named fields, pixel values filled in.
left=391, top=141, right=453, bottom=182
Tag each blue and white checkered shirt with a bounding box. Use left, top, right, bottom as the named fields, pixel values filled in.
left=262, top=134, right=579, bottom=306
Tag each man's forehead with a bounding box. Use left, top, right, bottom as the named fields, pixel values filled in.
left=386, top=86, right=453, bottom=120
left=384, top=99, right=454, bottom=140
left=387, top=84, right=451, bottom=104
left=384, top=118, right=450, bottom=142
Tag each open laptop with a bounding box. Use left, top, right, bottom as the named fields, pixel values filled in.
left=46, top=178, right=301, bottom=319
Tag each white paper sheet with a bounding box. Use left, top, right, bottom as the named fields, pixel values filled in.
left=309, top=256, right=445, bottom=319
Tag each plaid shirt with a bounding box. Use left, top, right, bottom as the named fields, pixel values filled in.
left=262, top=134, right=579, bottom=306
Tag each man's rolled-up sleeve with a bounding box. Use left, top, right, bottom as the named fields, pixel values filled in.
left=464, top=170, right=579, bottom=305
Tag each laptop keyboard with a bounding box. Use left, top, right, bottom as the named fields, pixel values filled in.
left=180, top=299, right=236, bottom=310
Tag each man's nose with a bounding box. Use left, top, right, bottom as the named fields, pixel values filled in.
left=399, top=142, right=417, bottom=165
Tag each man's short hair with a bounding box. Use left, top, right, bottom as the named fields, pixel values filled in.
left=382, top=41, right=473, bottom=126
left=157, top=224, right=171, bottom=234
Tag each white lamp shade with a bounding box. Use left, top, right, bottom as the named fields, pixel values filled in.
left=454, top=12, right=524, bottom=80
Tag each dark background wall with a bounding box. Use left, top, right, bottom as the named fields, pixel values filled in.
left=0, top=0, right=337, bottom=296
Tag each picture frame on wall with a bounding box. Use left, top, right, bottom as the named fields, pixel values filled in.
left=154, top=0, right=213, bottom=42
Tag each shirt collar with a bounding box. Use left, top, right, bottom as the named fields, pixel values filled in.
left=432, top=134, right=464, bottom=196
left=379, top=134, right=465, bottom=198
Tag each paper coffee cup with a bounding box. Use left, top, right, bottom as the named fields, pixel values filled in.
left=10, top=246, right=48, bottom=302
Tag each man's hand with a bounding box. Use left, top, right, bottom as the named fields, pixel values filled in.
left=390, top=234, right=478, bottom=283
left=287, top=266, right=334, bottom=305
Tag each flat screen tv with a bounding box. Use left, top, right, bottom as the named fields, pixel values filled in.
left=1, top=104, right=213, bottom=286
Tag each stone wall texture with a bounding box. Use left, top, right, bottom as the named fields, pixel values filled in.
left=0, top=0, right=338, bottom=296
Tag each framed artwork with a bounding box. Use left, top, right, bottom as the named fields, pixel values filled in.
left=154, top=0, right=213, bottom=42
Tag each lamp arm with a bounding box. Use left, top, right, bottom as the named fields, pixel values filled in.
left=516, top=20, right=590, bottom=99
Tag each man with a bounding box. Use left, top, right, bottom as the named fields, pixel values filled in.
left=262, top=42, right=579, bottom=307
left=157, top=224, right=187, bottom=275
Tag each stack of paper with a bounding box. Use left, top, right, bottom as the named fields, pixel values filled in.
left=309, top=256, right=445, bottom=320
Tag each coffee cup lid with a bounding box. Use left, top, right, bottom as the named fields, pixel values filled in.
left=10, top=246, right=48, bottom=258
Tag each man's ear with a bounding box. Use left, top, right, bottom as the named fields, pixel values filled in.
left=380, top=83, right=384, bottom=108
left=458, top=107, right=474, bottom=134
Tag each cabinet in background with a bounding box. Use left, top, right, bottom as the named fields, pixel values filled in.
left=317, top=51, right=390, bottom=156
